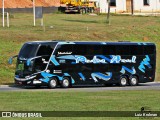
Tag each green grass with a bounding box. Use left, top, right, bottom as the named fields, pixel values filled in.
left=0, top=13, right=160, bottom=84
left=1, top=91, right=159, bottom=111
left=0, top=91, right=159, bottom=120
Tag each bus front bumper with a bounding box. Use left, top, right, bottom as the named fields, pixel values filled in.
left=14, top=75, right=42, bottom=85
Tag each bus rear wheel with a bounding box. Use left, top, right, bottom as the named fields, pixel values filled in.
left=129, top=76, right=138, bottom=86
left=119, top=76, right=128, bottom=87
left=49, top=78, right=58, bottom=89
left=61, top=77, right=70, bottom=88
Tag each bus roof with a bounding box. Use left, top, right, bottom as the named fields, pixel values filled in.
left=24, top=41, right=155, bottom=46
left=57, top=41, right=155, bottom=46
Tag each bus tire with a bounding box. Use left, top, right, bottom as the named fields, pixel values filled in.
left=49, top=78, right=58, bottom=89
left=129, top=75, right=138, bottom=86
left=119, top=76, right=128, bottom=87
left=61, top=77, right=70, bottom=88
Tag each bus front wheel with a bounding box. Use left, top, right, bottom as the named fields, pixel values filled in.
left=129, top=75, right=138, bottom=86
left=49, top=78, right=58, bottom=89
left=61, top=77, right=71, bottom=88
left=119, top=76, right=128, bottom=87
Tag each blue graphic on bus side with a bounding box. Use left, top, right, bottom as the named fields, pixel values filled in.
left=138, top=55, right=151, bottom=73
left=95, top=55, right=111, bottom=63
left=78, top=73, right=86, bottom=81
left=57, top=55, right=76, bottom=60
left=50, top=55, right=60, bottom=66
left=64, top=73, right=75, bottom=84
left=58, top=55, right=136, bottom=64
left=91, top=72, right=112, bottom=82
left=40, top=72, right=55, bottom=83
left=76, top=56, right=106, bottom=64
left=120, top=66, right=136, bottom=74
left=57, top=55, right=85, bottom=64
left=40, top=72, right=75, bottom=84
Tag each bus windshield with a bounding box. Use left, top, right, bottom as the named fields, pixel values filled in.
left=18, top=43, right=39, bottom=59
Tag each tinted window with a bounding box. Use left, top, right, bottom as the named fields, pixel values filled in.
left=103, top=45, right=116, bottom=55
left=110, top=0, right=116, bottom=6
left=93, top=45, right=103, bottom=55
left=56, top=45, right=73, bottom=56
left=72, top=45, right=87, bottom=55
left=86, top=45, right=103, bottom=55
left=73, top=44, right=103, bottom=55
left=144, top=0, right=149, bottom=5
left=37, top=45, right=53, bottom=56
left=116, top=45, right=130, bottom=55
left=56, top=44, right=104, bottom=55
left=143, top=45, right=155, bottom=55
left=55, top=44, right=155, bottom=56
left=18, top=44, right=39, bottom=59
left=130, top=45, right=144, bottom=55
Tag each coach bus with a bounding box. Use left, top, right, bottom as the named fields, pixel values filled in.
left=9, top=41, right=156, bottom=88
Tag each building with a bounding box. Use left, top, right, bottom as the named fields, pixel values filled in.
left=0, top=0, right=60, bottom=8
left=96, top=0, right=160, bottom=13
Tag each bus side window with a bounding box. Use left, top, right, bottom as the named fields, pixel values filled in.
left=130, top=45, right=144, bottom=55
left=55, top=45, right=73, bottom=56
left=116, top=45, right=130, bottom=55
left=72, top=45, right=87, bottom=55
left=37, top=45, right=53, bottom=56
left=103, top=45, right=116, bottom=55
left=35, top=45, right=53, bottom=72
left=93, top=45, right=103, bottom=55
left=143, top=45, right=154, bottom=55
left=86, top=45, right=94, bottom=55
left=72, top=44, right=103, bottom=56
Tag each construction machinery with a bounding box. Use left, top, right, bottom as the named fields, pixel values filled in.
left=60, top=0, right=96, bottom=13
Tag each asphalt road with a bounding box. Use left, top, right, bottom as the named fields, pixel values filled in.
left=0, top=82, right=160, bottom=91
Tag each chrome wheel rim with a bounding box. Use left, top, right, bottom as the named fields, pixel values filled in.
left=50, top=79, right=56, bottom=87
left=63, top=79, right=69, bottom=87
left=121, top=78, right=127, bottom=86
left=131, top=77, right=137, bottom=85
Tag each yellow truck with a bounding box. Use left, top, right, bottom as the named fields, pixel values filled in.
left=60, top=0, right=96, bottom=13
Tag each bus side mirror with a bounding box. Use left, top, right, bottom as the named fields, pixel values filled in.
left=8, top=58, right=13, bottom=64
left=27, top=59, right=31, bottom=66
left=8, top=55, right=18, bottom=64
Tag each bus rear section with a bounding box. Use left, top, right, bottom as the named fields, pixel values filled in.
left=9, top=41, right=156, bottom=88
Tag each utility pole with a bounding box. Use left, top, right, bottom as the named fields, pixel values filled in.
left=33, top=0, right=36, bottom=26
left=107, top=0, right=110, bottom=24
left=2, top=0, right=5, bottom=27
left=131, top=0, right=134, bottom=15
